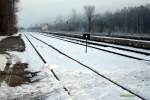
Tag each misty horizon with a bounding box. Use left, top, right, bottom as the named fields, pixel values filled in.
left=17, top=0, right=150, bottom=27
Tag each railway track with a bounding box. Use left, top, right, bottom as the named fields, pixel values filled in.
left=36, top=33, right=150, bottom=63
left=45, top=33, right=150, bottom=56
left=28, top=33, right=146, bottom=100
left=24, top=34, right=72, bottom=98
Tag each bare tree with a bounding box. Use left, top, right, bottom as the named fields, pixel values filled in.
left=68, top=9, right=79, bottom=31
left=48, top=5, right=150, bottom=34
left=84, top=6, right=95, bottom=33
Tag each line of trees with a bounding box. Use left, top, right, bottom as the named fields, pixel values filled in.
left=48, top=5, right=150, bottom=34
left=0, top=0, right=19, bottom=35
left=94, top=5, right=150, bottom=34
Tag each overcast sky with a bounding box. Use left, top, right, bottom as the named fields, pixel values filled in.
left=17, top=0, right=150, bottom=27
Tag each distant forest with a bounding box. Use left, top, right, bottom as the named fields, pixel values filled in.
left=45, top=5, right=150, bottom=34
left=0, top=0, right=18, bottom=35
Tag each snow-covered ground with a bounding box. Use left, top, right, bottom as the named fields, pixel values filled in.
left=1, top=32, right=149, bottom=100
left=0, top=35, right=70, bottom=100
left=0, top=36, right=7, bottom=41
left=0, top=36, right=8, bottom=71
left=0, top=54, right=7, bottom=71
left=26, top=32, right=150, bottom=100
left=43, top=33, right=150, bottom=60
left=22, top=33, right=140, bottom=100
left=0, top=68, right=71, bottom=100
left=49, top=32, right=150, bottom=54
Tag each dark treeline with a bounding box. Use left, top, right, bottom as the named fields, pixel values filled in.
left=95, top=5, right=150, bottom=34
left=48, top=5, right=150, bottom=34
left=0, top=0, right=19, bottom=35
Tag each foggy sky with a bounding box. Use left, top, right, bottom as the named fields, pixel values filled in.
left=17, top=0, right=150, bottom=27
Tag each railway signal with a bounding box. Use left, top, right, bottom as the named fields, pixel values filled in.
left=83, top=33, right=90, bottom=53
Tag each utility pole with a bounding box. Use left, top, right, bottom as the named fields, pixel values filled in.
left=83, top=33, right=90, bottom=53
left=83, top=6, right=94, bottom=53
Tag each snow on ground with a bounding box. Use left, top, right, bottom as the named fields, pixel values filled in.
left=30, top=32, right=150, bottom=99
left=53, top=33, right=150, bottom=54
left=53, top=69, right=141, bottom=100
left=47, top=32, right=150, bottom=53
left=0, top=36, right=7, bottom=41
left=0, top=36, right=9, bottom=71
left=0, top=66, right=70, bottom=100
left=0, top=54, right=7, bottom=71
left=2, top=32, right=137, bottom=100
left=12, top=32, right=21, bottom=36
left=8, top=34, right=44, bottom=71
left=44, top=33, right=150, bottom=60
left=1, top=32, right=146, bottom=99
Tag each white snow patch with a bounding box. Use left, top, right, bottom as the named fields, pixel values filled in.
left=0, top=54, right=7, bottom=71
left=0, top=66, right=70, bottom=100
left=12, top=32, right=23, bottom=37
left=48, top=64, right=59, bottom=69
left=0, top=36, right=7, bottom=41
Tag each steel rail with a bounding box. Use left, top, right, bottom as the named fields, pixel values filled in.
left=45, top=32, right=150, bottom=55
left=29, top=33, right=146, bottom=100
left=24, top=34, right=72, bottom=97
left=37, top=33, right=150, bottom=63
